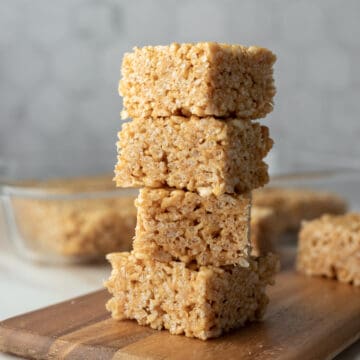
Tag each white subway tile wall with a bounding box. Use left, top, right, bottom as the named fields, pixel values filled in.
left=0, top=0, right=359, bottom=177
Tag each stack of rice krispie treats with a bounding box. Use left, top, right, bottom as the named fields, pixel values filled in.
left=105, top=42, right=278, bottom=340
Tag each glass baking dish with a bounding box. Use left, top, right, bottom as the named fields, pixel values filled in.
left=270, top=169, right=360, bottom=211
left=0, top=174, right=138, bottom=264
left=1, top=161, right=359, bottom=266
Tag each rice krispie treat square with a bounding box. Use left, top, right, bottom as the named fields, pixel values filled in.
left=115, top=116, right=273, bottom=196
left=251, top=206, right=279, bottom=256
left=253, top=187, right=347, bottom=232
left=133, top=188, right=251, bottom=266
left=120, top=42, right=276, bottom=119
left=105, top=252, right=278, bottom=340
left=296, top=213, right=360, bottom=286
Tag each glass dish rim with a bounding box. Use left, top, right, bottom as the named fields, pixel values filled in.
left=270, top=168, right=360, bottom=184
left=1, top=168, right=359, bottom=200
left=0, top=183, right=139, bottom=200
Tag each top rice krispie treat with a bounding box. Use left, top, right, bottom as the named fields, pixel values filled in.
left=119, top=42, right=276, bottom=119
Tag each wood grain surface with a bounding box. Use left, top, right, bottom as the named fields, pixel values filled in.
left=1, top=254, right=360, bottom=360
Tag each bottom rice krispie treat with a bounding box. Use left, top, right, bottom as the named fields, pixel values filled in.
left=297, top=213, right=360, bottom=286
left=251, top=206, right=279, bottom=256
left=105, top=252, right=279, bottom=340
left=253, top=187, right=347, bottom=232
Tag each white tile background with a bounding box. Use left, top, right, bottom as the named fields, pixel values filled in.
left=1, top=0, right=360, bottom=177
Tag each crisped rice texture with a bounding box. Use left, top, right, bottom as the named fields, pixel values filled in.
left=133, top=188, right=251, bottom=266
left=105, top=252, right=278, bottom=340
left=253, top=187, right=347, bottom=232
left=115, top=116, right=273, bottom=196
left=119, top=42, right=276, bottom=119
left=296, top=213, right=360, bottom=286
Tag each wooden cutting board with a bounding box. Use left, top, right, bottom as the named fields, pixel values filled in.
left=0, top=255, right=360, bottom=360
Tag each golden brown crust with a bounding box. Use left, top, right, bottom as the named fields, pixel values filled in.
left=296, top=213, right=360, bottom=286
left=120, top=42, right=276, bottom=119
